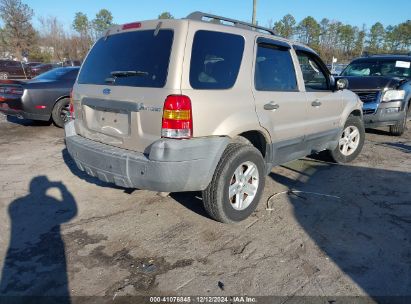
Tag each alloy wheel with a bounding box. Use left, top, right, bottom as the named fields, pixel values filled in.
left=228, top=161, right=259, bottom=211
left=339, top=126, right=360, bottom=156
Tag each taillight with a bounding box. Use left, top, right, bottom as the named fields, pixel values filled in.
left=0, top=86, right=23, bottom=102
left=161, top=95, right=193, bottom=139
left=0, top=86, right=24, bottom=96
left=68, top=90, right=75, bottom=120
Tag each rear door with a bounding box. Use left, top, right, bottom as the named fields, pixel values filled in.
left=252, top=38, right=308, bottom=165
left=295, top=50, right=343, bottom=150
left=73, top=21, right=187, bottom=153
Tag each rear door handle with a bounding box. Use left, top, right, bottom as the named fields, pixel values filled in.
left=264, top=102, right=280, bottom=111
left=311, top=100, right=322, bottom=107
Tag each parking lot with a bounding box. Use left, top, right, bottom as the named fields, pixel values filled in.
left=0, top=114, right=410, bottom=300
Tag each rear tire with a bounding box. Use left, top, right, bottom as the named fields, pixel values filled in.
left=51, top=98, right=70, bottom=128
left=389, top=111, right=407, bottom=136
left=202, top=143, right=266, bottom=223
left=327, top=115, right=365, bottom=163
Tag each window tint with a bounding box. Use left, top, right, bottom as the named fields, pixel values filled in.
left=255, top=44, right=297, bottom=91
left=297, top=52, right=329, bottom=91
left=190, top=30, right=244, bottom=90
left=7, top=61, right=21, bottom=68
left=78, top=30, right=174, bottom=88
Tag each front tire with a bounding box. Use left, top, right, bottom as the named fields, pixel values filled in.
left=202, top=143, right=266, bottom=223
left=389, top=111, right=407, bottom=136
left=327, top=115, right=365, bottom=163
left=51, top=98, right=70, bottom=128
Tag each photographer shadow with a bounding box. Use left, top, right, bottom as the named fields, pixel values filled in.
left=0, top=176, right=77, bottom=302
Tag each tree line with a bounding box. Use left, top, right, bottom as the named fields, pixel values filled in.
left=0, top=0, right=410, bottom=64
left=270, top=14, right=410, bottom=63
left=0, top=0, right=114, bottom=62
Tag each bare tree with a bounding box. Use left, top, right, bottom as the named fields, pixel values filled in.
left=38, top=16, right=67, bottom=61
left=0, top=0, right=36, bottom=59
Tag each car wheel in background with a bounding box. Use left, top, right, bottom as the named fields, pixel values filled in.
left=51, top=98, right=70, bottom=128
left=0, top=72, right=9, bottom=80
left=202, top=143, right=266, bottom=223
left=327, top=115, right=365, bottom=163
left=389, top=112, right=407, bottom=136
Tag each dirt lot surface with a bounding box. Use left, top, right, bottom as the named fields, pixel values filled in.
left=0, top=114, right=410, bottom=302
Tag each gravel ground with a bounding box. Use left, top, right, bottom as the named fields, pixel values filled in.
left=0, top=114, right=410, bottom=302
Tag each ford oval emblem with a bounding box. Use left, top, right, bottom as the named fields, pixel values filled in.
left=103, top=88, right=111, bottom=95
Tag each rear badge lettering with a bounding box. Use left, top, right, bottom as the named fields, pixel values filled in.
left=103, top=88, right=111, bottom=95
left=138, top=103, right=162, bottom=112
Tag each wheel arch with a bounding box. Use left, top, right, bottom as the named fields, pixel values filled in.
left=54, top=95, right=70, bottom=105
left=236, top=130, right=269, bottom=158
left=349, top=109, right=362, bottom=118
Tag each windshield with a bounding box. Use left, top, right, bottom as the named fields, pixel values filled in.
left=341, top=60, right=411, bottom=78
left=34, top=67, right=73, bottom=80
left=78, top=29, right=174, bottom=88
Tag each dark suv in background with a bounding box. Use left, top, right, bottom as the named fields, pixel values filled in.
left=27, top=60, right=82, bottom=78
left=0, top=60, right=27, bottom=80
left=341, top=54, right=411, bottom=136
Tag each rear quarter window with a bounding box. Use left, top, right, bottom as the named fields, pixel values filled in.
left=189, top=30, right=245, bottom=90
left=78, top=29, right=174, bottom=88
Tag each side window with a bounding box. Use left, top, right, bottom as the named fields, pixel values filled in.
left=9, top=61, right=20, bottom=67
left=255, top=43, right=297, bottom=91
left=297, top=52, right=329, bottom=91
left=189, top=30, right=244, bottom=90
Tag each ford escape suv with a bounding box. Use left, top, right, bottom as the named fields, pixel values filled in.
left=341, top=54, right=411, bottom=136
left=65, top=12, right=364, bottom=223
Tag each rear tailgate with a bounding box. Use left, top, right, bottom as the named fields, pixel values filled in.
left=73, top=20, right=188, bottom=153
left=73, top=85, right=181, bottom=152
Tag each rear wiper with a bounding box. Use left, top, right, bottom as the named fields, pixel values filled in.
left=110, top=70, right=149, bottom=77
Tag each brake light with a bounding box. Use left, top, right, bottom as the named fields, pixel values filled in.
left=69, top=90, right=75, bottom=120
left=161, top=95, right=193, bottom=139
left=122, top=22, right=141, bottom=30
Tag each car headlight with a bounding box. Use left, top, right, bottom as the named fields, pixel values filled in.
left=382, top=90, right=405, bottom=102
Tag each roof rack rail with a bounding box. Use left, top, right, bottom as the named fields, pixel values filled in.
left=186, top=11, right=276, bottom=36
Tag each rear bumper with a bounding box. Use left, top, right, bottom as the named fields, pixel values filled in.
left=64, top=121, right=229, bottom=192
left=363, top=100, right=406, bottom=127
left=0, top=104, right=49, bottom=121
left=0, top=95, right=50, bottom=121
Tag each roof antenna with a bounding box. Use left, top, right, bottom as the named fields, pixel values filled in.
left=154, top=22, right=162, bottom=36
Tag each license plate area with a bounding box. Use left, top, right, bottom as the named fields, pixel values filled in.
left=83, top=105, right=130, bottom=137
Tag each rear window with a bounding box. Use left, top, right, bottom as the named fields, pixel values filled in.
left=190, top=30, right=244, bottom=90
left=78, top=30, right=174, bottom=87
left=34, top=68, right=77, bottom=80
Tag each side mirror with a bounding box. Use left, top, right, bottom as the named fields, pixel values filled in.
left=336, top=78, right=349, bottom=90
